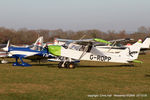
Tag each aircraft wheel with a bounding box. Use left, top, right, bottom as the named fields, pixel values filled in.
left=67, top=62, right=76, bottom=69
left=58, top=62, right=64, bottom=68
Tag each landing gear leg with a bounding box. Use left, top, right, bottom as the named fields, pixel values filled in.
left=58, top=62, right=64, bottom=68
left=20, top=57, right=31, bottom=67
left=58, top=57, right=76, bottom=69
left=13, top=57, right=20, bottom=66
left=13, top=57, right=31, bottom=67
left=58, top=62, right=70, bottom=68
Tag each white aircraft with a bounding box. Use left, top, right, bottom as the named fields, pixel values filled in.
left=47, top=38, right=142, bottom=69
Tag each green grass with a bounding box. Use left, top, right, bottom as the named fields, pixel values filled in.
left=0, top=53, right=150, bottom=100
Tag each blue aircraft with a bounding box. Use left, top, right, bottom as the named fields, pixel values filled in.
left=2, top=40, right=54, bottom=67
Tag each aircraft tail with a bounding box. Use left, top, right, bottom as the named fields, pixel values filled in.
left=54, top=38, right=59, bottom=45
left=31, top=36, right=43, bottom=51
left=141, top=37, right=150, bottom=49
left=119, top=40, right=142, bottom=61
left=34, top=36, right=43, bottom=47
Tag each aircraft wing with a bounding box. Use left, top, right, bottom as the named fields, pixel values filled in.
left=109, top=38, right=134, bottom=43
left=10, top=52, right=40, bottom=58
left=10, top=51, right=54, bottom=61
left=56, top=38, right=93, bottom=42
left=56, top=38, right=75, bottom=42
left=56, top=38, right=111, bottom=45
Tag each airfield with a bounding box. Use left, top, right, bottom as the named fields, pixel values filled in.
left=0, top=52, right=150, bottom=100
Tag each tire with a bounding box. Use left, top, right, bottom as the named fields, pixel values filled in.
left=67, top=62, right=76, bottom=69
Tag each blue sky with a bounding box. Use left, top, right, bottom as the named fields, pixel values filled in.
left=0, top=0, right=150, bottom=32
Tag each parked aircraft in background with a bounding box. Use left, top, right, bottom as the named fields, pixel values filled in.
left=0, top=36, right=44, bottom=64
left=96, top=37, right=150, bottom=53
left=1, top=36, right=55, bottom=66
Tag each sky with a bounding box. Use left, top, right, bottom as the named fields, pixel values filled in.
left=0, top=0, right=150, bottom=32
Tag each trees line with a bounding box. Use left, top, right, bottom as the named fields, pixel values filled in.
left=0, top=27, right=150, bottom=44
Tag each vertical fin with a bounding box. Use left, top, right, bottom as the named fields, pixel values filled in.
left=34, top=36, right=43, bottom=46
left=141, top=37, right=150, bottom=49
left=119, top=40, right=142, bottom=61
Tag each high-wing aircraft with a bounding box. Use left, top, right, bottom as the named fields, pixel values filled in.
left=2, top=37, right=54, bottom=66
left=48, top=38, right=142, bottom=69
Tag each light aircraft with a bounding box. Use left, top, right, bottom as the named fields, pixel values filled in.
left=48, top=38, right=142, bottom=69
left=2, top=37, right=54, bottom=66
left=0, top=36, right=44, bottom=64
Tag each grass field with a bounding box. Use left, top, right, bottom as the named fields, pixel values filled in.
left=0, top=53, right=150, bottom=100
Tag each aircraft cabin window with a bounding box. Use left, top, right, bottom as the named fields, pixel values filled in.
left=87, top=45, right=92, bottom=52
